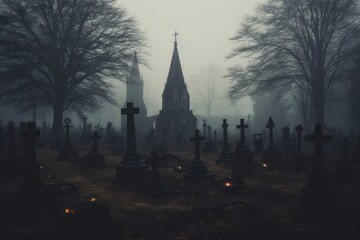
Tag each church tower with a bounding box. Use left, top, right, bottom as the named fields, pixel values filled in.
left=155, top=32, right=197, bottom=147
left=121, top=52, right=149, bottom=139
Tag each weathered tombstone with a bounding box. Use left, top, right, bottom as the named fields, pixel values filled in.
left=58, top=118, right=78, bottom=162
left=115, top=102, right=148, bottom=184
left=144, top=152, right=170, bottom=195
left=20, top=122, right=43, bottom=190
left=231, top=118, right=253, bottom=171
left=82, top=132, right=105, bottom=167
left=5, top=121, right=17, bottom=165
left=262, top=117, right=282, bottom=166
left=253, top=133, right=263, bottom=153
left=296, top=124, right=337, bottom=221
left=282, top=127, right=292, bottom=153
left=81, top=116, right=88, bottom=142
left=202, top=118, right=207, bottom=140
left=18, top=122, right=27, bottom=163
left=105, top=122, right=112, bottom=142
left=331, top=137, right=356, bottom=183
left=183, top=129, right=214, bottom=180
left=216, top=119, right=232, bottom=164
left=202, top=124, right=217, bottom=153
left=290, top=125, right=308, bottom=171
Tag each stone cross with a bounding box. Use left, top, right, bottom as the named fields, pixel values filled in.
left=304, top=124, right=331, bottom=172
left=63, top=118, right=72, bottom=145
left=190, top=129, right=204, bottom=161
left=202, top=118, right=207, bottom=139
left=89, top=131, right=101, bottom=154
left=222, top=119, right=229, bottom=150
left=339, top=137, right=351, bottom=166
left=174, top=31, right=179, bottom=42
left=26, top=122, right=40, bottom=172
left=295, top=125, right=304, bottom=153
left=214, top=130, right=217, bottom=142
left=207, top=124, right=212, bottom=140
left=266, top=117, right=275, bottom=146
left=237, top=118, right=248, bottom=147
left=121, top=102, right=139, bottom=153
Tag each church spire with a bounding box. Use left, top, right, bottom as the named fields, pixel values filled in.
left=167, top=31, right=184, bottom=84
left=129, top=51, right=142, bottom=84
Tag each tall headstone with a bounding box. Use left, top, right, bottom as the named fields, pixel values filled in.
left=81, top=116, right=88, bottom=142
left=296, top=124, right=337, bottom=221
left=216, top=119, right=232, bottom=164
left=231, top=118, right=253, bottom=171
left=331, top=137, right=356, bottom=183
left=262, top=117, right=281, bottom=166
left=58, top=118, right=78, bottom=162
left=82, top=132, right=105, bottom=167
left=202, top=118, right=207, bottom=140
left=290, top=125, right=308, bottom=171
left=183, top=130, right=213, bottom=180
left=202, top=123, right=217, bottom=153
left=116, top=102, right=148, bottom=184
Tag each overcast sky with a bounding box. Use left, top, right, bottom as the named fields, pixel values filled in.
left=113, top=0, right=264, bottom=118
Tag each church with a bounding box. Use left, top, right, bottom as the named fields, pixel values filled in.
left=122, top=33, right=197, bottom=148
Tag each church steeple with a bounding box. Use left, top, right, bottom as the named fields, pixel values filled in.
left=162, top=32, right=189, bottom=110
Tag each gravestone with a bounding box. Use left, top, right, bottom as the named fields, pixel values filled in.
left=202, top=124, right=217, bottom=153
left=231, top=118, right=253, bottom=171
left=82, top=132, right=105, bottom=167
left=5, top=121, right=17, bottom=165
left=105, top=122, right=112, bottom=142
left=184, top=129, right=214, bottom=180
left=202, top=118, right=207, bottom=140
left=253, top=133, right=263, bottom=153
left=58, top=118, right=78, bottom=162
left=281, top=127, right=292, bottom=153
left=216, top=119, right=232, bottom=164
left=144, top=152, right=170, bottom=195
left=331, top=137, right=356, bottom=183
left=296, top=124, right=337, bottom=221
left=20, top=122, right=43, bottom=190
left=18, top=122, right=27, bottom=163
left=81, top=116, right=88, bottom=142
left=262, top=117, right=282, bottom=166
left=290, top=125, right=308, bottom=171
left=116, top=102, right=148, bottom=184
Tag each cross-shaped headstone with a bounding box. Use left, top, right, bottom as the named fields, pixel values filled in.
left=304, top=124, right=331, bottom=172
left=121, top=102, right=139, bottom=153
left=222, top=119, right=229, bottom=150
left=237, top=118, right=248, bottom=147
left=81, top=116, right=88, bottom=135
left=207, top=124, right=212, bottom=140
left=63, top=118, right=72, bottom=145
left=295, top=125, right=304, bottom=153
left=202, top=118, right=207, bottom=139
left=190, top=129, right=204, bottom=161
left=339, top=137, right=352, bottom=166
left=266, top=117, right=275, bottom=146
left=89, top=131, right=101, bottom=154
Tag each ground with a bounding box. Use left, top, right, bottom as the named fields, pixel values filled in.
left=1, top=142, right=360, bottom=240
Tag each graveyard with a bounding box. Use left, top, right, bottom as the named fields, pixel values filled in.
left=1, top=116, right=360, bottom=240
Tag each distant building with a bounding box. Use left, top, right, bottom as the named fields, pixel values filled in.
left=155, top=34, right=197, bottom=147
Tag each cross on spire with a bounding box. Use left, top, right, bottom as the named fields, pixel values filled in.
left=174, top=31, right=179, bottom=43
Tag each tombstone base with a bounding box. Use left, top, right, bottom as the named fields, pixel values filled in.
left=216, top=151, right=232, bottom=164
left=115, top=164, right=148, bottom=184
left=231, top=151, right=254, bottom=171
left=144, top=182, right=171, bottom=195
left=331, top=165, right=357, bottom=184
left=262, top=146, right=282, bottom=166
left=58, top=144, right=78, bottom=162
left=290, top=153, right=308, bottom=171
left=82, top=153, right=105, bottom=167
left=202, top=140, right=217, bottom=153
left=183, top=160, right=214, bottom=180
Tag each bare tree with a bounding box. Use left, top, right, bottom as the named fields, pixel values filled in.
left=0, top=0, right=145, bottom=139
left=227, top=0, right=359, bottom=126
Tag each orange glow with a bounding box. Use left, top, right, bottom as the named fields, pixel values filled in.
left=90, top=197, right=96, bottom=202
left=225, top=182, right=232, bottom=187
left=64, top=208, right=75, bottom=214
left=178, top=166, right=182, bottom=169
left=262, top=163, right=268, bottom=168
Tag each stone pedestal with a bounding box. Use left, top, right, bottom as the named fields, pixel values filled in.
left=183, top=160, right=213, bottom=180
left=116, top=152, right=148, bottom=184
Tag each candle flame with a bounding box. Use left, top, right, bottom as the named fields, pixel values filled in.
left=225, top=182, right=232, bottom=187
left=64, top=208, right=75, bottom=214
left=262, top=163, right=268, bottom=168
left=90, top=197, right=96, bottom=202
